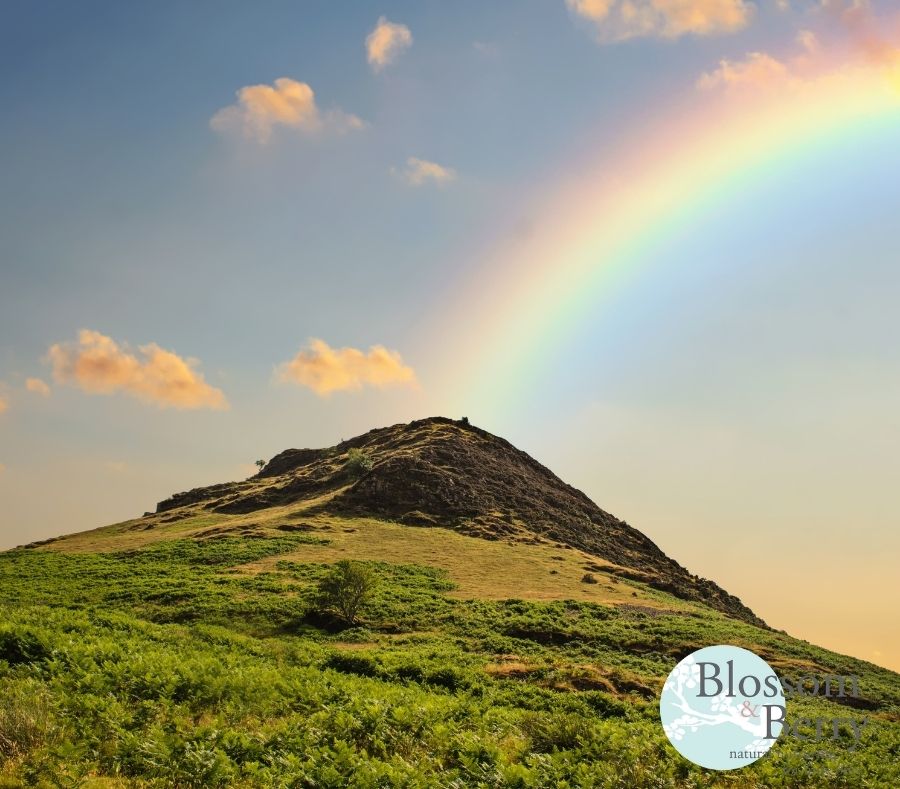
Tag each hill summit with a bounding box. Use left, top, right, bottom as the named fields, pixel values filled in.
left=154, top=416, right=762, bottom=625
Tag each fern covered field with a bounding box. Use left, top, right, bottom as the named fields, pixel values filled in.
left=1, top=532, right=898, bottom=787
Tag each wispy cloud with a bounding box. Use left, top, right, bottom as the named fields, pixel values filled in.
left=277, top=338, right=418, bottom=396
left=210, top=77, right=364, bottom=144
left=820, top=0, right=868, bottom=11
left=696, top=7, right=900, bottom=95
left=697, top=51, right=789, bottom=91
left=0, top=391, right=8, bottom=415
left=566, top=0, right=753, bottom=42
left=392, top=157, right=457, bottom=186
left=796, top=29, right=820, bottom=56
left=366, top=17, right=413, bottom=71
left=25, top=377, right=50, bottom=396
left=837, top=2, right=900, bottom=77
left=473, top=41, right=500, bottom=57
left=48, top=330, right=228, bottom=411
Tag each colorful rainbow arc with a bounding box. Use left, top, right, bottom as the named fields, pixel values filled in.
left=430, top=62, right=900, bottom=410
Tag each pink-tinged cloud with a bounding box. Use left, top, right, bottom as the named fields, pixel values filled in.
left=796, top=29, right=820, bottom=56
left=0, top=393, right=8, bottom=414
left=696, top=7, right=900, bottom=96
left=697, top=51, right=789, bottom=91
left=25, top=377, right=51, bottom=396
left=47, top=330, right=228, bottom=411
left=366, top=17, right=413, bottom=71
left=210, top=77, right=364, bottom=144
left=567, top=0, right=753, bottom=42
left=838, top=2, right=900, bottom=82
left=277, top=339, right=418, bottom=396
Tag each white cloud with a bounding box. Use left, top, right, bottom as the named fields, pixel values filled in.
left=393, top=157, right=457, bottom=186
left=210, top=77, right=364, bottom=144
left=567, top=0, right=754, bottom=42
left=277, top=338, right=418, bottom=396
left=366, top=17, right=413, bottom=71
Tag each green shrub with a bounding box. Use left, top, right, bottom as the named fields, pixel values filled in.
left=315, top=560, right=377, bottom=626
left=345, top=448, right=374, bottom=477
left=391, top=663, right=425, bottom=682
left=520, top=711, right=596, bottom=753
left=325, top=651, right=379, bottom=677
left=0, top=627, right=51, bottom=666
left=424, top=666, right=470, bottom=691
left=0, top=678, right=57, bottom=760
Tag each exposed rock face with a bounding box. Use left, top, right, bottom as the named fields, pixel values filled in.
left=154, top=416, right=764, bottom=626
left=156, top=483, right=238, bottom=513
left=256, top=448, right=327, bottom=478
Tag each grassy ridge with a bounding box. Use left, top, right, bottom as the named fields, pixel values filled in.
left=1, top=534, right=898, bottom=787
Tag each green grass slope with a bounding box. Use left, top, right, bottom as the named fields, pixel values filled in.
left=1, top=521, right=898, bottom=787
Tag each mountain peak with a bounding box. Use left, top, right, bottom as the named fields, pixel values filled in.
left=154, top=416, right=763, bottom=625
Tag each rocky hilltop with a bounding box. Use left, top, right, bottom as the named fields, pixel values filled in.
left=155, top=416, right=763, bottom=625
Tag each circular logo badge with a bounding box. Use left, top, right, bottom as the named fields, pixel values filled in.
left=659, top=644, right=785, bottom=770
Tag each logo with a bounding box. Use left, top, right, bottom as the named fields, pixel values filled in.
left=659, top=644, right=785, bottom=770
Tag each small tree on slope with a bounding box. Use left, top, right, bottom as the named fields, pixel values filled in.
left=315, top=560, right=376, bottom=626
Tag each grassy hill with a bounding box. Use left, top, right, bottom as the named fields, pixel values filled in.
left=1, top=418, right=898, bottom=787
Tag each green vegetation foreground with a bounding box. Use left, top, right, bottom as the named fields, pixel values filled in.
left=0, top=534, right=898, bottom=787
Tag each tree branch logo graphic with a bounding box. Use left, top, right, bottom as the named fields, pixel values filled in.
left=659, top=645, right=785, bottom=770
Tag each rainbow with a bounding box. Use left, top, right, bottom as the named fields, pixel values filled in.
left=431, top=59, right=900, bottom=409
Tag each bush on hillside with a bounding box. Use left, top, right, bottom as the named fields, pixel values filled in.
left=345, top=448, right=374, bottom=477
left=315, top=560, right=377, bottom=626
